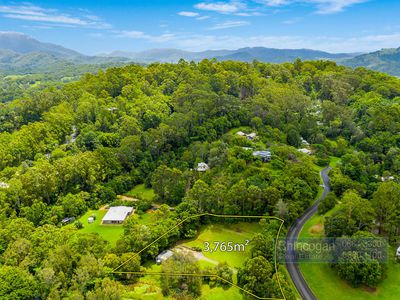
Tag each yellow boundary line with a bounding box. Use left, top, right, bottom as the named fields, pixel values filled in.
left=111, top=213, right=286, bottom=300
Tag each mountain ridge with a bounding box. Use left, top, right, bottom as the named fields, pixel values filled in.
left=1, top=32, right=400, bottom=76
left=102, top=46, right=355, bottom=63
left=343, top=47, right=400, bottom=76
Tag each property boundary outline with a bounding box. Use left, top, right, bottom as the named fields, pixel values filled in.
left=111, top=213, right=286, bottom=300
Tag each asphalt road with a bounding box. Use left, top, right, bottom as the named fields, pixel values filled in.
left=285, top=166, right=332, bottom=300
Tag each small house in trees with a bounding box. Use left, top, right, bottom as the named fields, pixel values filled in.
left=301, top=137, right=310, bottom=146
left=246, top=132, right=257, bottom=140
left=156, top=250, right=174, bottom=264
left=236, top=131, right=257, bottom=140
left=253, top=150, right=272, bottom=162
left=102, top=206, right=134, bottom=224
left=298, top=148, right=312, bottom=155
left=0, top=182, right=9, bottom=188
left=396, top=246, right=400, bottom=257
left=61, top=217, right=75, bottom=225
left=195, top=162, right=209, bottom=172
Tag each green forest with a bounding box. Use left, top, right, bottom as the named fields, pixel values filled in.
left=1, top=59, right=400, bottom=299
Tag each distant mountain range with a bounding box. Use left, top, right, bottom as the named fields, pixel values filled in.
left=103, top=47, right=355, bottom=64
left=0, top=32, right=128, bottom=75
left=1, top=32, right=400, bottom=76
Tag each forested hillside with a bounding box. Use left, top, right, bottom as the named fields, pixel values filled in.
left=344, top=47, right=400, bottom=76
left=0, top=59, right=400, bottom=299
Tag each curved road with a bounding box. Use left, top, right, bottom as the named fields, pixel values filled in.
left=285, top=167, right=332, bottom=300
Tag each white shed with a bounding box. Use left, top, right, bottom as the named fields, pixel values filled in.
left=396, top=246, right=400, bottom=257
left=195, top=162, right=209, bottom=172
left=156, top=250, right=174, bottom=264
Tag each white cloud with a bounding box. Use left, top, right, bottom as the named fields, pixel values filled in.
left=282, top=17, right=302, bottom=24
left=258, top=0, right=291, bottom=6
left=111, top=26, right=400, bottom=53
left=3, top=13, right=87, bottom=25
left=311, top=0, right=368, bottom=14
left=178, top=11, right=200, bottom=17
left=88, top=32, right=105, bottom=38
left=235, top=11, right=264, bottom=16
left=115, top=30, right=176, bottom=43
left=0, top=4, right=110, bottom=28
left=197, top=15, right=211, bottom=20
left=255, top=0, right=368, bottom=14
left=167, top=32, right=400, bottom=53
left=195, top=1, right=245, bottom=13
left=210, top=20, right=250, bottom=29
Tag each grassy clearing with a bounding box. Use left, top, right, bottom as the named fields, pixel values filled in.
left=77, top=210, right=124, bottom=245
left=299, top=251, right=400, bottom=300
left=329, top=156, right=341, bottom=167
left=201, top=285, right=242, bottom=299
left=226, top=126, right=252, bottom=135
left=299, top=204, right=400, bottom=299
left=128, top=256, right=243, bottom=299
left=126, top=184, right=155, bottom=201
left=77, top=209, right=157, bottom=245
left=183, top=222, right=261, bottom=268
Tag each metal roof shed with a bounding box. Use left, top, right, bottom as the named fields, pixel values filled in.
left=102, top=206, right=134, bottom=224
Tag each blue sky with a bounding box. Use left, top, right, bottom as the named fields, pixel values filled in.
left=0, top=0, right=399, bottom=54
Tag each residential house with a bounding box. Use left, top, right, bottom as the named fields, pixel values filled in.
left=253, top=150, right=272, bottom=162
left=102, top=206, right=134, bottom=224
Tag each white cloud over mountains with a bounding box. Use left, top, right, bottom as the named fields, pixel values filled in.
left=0, top=4, right=110, bottom=28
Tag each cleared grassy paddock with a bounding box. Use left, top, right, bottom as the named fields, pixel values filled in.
left=299, top=203, right=400, bottom=300
left=183, top=222, right=262, bottom=268
left=126, top=184, right=155, bottom=201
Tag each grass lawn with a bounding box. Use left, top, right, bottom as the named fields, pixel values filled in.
left=201, top=285, right=243, bottom=300
left=298, top=206, right=400, bottom=300
left=226, top=126, right=252, bottom=135
left=329, top=156, right=341, bottom=167
left=76, top=209, right=156, bottom=246
left=126, top=184, right=155, bottom=201
left=183, top=222, right=261, bottom=268
left=77, top=210, right=124, bottom=246
left=126, top=221, right=287, bottom=300
left=126, top=270, right=244, bottom=299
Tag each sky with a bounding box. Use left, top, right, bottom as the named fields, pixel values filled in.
left=0, top=0, right=400, bottom=54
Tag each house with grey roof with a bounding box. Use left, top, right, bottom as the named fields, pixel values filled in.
left=156, top=250, right=174, bottom=264
left=102, top=206, right=134, bottom=224
left=253, top=150, right=272, bottom=162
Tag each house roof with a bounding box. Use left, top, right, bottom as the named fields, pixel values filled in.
left=157, top=250, right=174, bottom=260
left=0, top=182, right=9, bottom=188
left=102, top=206, right=134, bottom=222
left=298, top=148, right=312, bottom=154
left=195, top=162, right=209, bottom=171
left=253, top=150, right=271, bottom=157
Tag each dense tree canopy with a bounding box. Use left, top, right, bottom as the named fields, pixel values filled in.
left=1, top=59, right=400, bottom=298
